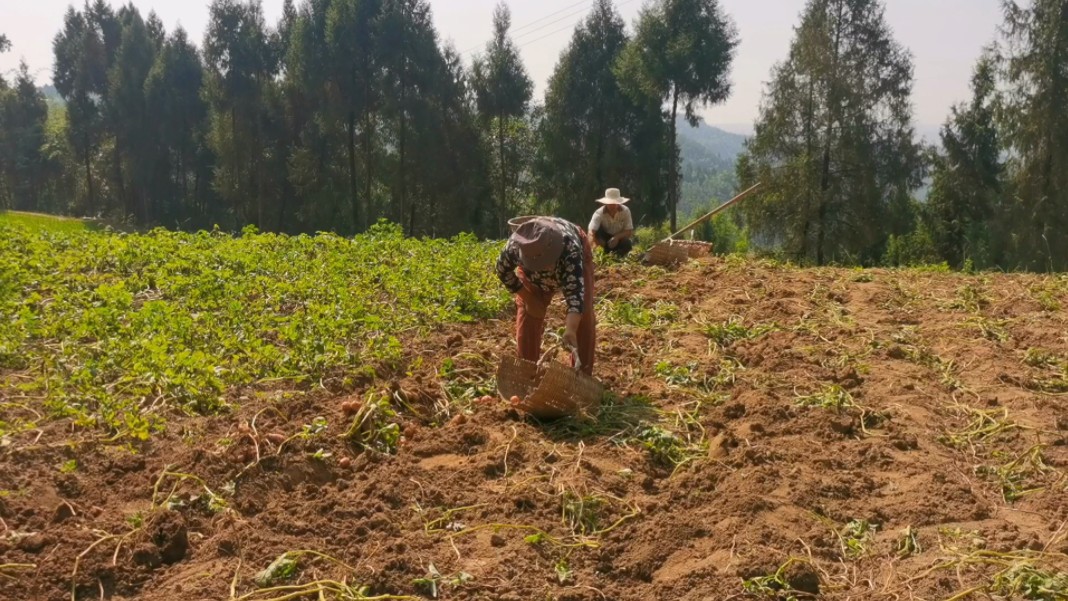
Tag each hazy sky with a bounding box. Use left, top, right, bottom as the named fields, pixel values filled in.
left=1, top=0, right=1005, bottom=132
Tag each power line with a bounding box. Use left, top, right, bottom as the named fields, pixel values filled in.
left=513, top=0, right=638, bottom=51
left=511, top=19, right=587, bottom=50
left=462, top=0, right=594, bottom=55
left=511, top=0, right=593, bottom=35
left=462, top=0, right=639, bottom=58
left=512, top=4, right=596, bottom=43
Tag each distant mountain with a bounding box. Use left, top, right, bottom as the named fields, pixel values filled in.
left=677, top=116, right=748, bottom=163
left=677, top=117, right=748, bottom=218
left=916, top=124, right=942, bottom=146
left=39, top=85, right=64, bottom=104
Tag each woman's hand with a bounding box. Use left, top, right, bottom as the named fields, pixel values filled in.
left=563, top=312, right=581, bottom=349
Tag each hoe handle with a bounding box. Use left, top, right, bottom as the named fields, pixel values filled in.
left=665, top=182, right=764, bottom=242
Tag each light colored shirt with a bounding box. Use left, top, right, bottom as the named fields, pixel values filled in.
left=588, top=206, right=634, bottom=236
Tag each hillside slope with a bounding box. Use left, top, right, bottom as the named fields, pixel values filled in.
left=677, top=119, right=747, bottom=218
left=2, top=254, right=1067, bottom=601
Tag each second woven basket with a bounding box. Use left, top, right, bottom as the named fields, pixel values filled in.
left=644, top=239, right=713, bottom=266
left=496, top=349, right=604, bottom=419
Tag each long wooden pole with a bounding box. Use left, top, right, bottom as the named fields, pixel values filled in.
left=664, top=182, right=764, bottom=241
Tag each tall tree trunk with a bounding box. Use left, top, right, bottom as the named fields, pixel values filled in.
left=348, top=110, right=359, bottom=234
left=278, top=129, right=295, bottom=233
left=593, top=95, right=605, bottom=217
left=179, top=148, right=188, bottom=212
left=231, top=105, right=238, bottom=220
left=143, top=179, right=150, bottom=226
left=498, top=111, right=506, bottom=234
left=669, top=86, right=680, bottom=232
left=361, top=68, right=375, bottom=228
left=1041, top=142, right=1054, bottom=270
left=254, top=86, right=264, bottom=230
left=800, top=78, right=815, bottom=261
left=593, top=106, right=605, bottom=217
left=817, top=144, right=831, bottom=265
left=816, top=0, right=845, bottom=266
left=363, top=110, right=374, bottom=228
left=399, top=69, right=408, bottom=234
left=114, top=143, right=128, bottom=219
left=0, top=170, right=8, bottom=210
left=83, top=134, right=96, bottom=216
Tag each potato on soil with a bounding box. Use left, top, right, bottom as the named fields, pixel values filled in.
left=338, top=456, right=352, bottom=468
left=341, top=400, right=361, bottom=415
left=510, top=395, right=522, bottom=406
left=449, top=413, right=467, bottom=427
left=265, top=432, right=286, bottom=444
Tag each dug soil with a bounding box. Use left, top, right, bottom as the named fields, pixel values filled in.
left=3, top=258, right=1067, bottom=600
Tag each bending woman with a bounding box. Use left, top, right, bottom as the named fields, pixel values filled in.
left=495, top=217, right=596, bottom=375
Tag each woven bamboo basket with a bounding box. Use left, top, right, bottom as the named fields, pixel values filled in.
left=496, top=348, right=604, bottom=419
left=645, top=239, right=713, bottom=266
left=507, top=215, right=537, bottom=233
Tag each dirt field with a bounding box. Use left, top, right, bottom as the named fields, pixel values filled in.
left=3, top=257, right=1067, bottom=601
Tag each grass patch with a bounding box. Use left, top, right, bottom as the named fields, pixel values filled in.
left=599, top=298, right=679, bottom=328
left=992, top=564, right=1068, bottom=600
left=947, top=282, right=990, bottom=312
left=636, top=424, right=705, bottom=468
left=655, top=360, right=701, bottom=387
left=965, top=315, right=1011, bottom=342
left=796, top=384, right=855, bottom=411
left=561, top=491, right=607, bottom=537
left=897, top=526, right=922, bottom=558
left=654, top=359, right=738, bottom=405
left=546, top=393, right=706, bottom=471
left=341, top=393, right=401, bottom=454
left=976, top=445, right=1054, bottom=503
left=849, top=268, right=874, bottom=283
left=1024, top=348, right=1062, bottom=369
left=930, top=551, right=1068, bottom=601
left=1028, top=372, right=1068, bottom=394
left=1030, top=283, right=1063, bottom=312
left=437, top=354, right=496, bottom=419
left=939, top=404, right=1021, bottom=450
left=879, top=278, right=922, bottom=311
left=0, top=221, right=508, bottom=440
left=541, top=394, right=658, bottom=442
left=0, top=211, right=98, bottom=233
left=703, top=316, right=775, bottom=348
left=741, top=558, right=813, bottom=601
left=838, top=519, right=877, bottom=559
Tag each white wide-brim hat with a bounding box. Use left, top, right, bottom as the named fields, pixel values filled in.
left=595, top=188, right=629, bottom=205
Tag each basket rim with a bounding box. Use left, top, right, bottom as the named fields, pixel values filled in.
left=496, top=354, right=604, bottom=418
left=507, top=215, right=538, bottom=232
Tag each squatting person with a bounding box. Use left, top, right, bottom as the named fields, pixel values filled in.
left=588, top=187, right=635, bottom=257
